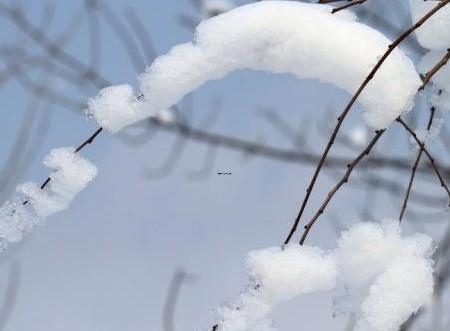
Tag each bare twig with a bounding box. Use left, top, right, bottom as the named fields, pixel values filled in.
left=399, top=107, right=436, bottom=221
left=419, top=48, right=450, bottom=90
left=396, top=117, right=450, bottom=205
left=299, top=129, right=386, bottom=245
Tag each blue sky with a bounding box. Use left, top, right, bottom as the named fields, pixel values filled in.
left=0, top=0, right=447, bottom=330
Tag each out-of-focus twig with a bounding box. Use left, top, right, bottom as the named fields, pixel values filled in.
left=0, top=261, right=21, bottom=331
left=163, top=269, right=194, bottom=331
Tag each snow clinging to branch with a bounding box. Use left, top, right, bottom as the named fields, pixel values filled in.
left=0, top=147, right=97, bottom=250
left=87, top=1, right=421, bottom=133
left=216, top=221, right=434, bottom=331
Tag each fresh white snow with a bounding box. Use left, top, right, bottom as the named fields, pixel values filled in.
left=216, top=221, right=434, bottom=331
left=336, top=221, right=434, bottom=331
left=410, top=0, right=450, bottom=50
left=0, top=147, right=97, bottom=250
left=88, top=1, right=421, bottom=133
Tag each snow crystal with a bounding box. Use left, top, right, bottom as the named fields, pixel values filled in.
left=89, top=1, right=421, bottom=133
left=418, top=50, right=450, bottom=112
left=216, top=221, right=434, bottom=331
left=0, top=147, right=97, bottom=250
left=410, top=0, right=450, bottom=50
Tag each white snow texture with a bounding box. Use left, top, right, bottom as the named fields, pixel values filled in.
left=88, top=1, right=421, bottom=133
left=216, top=221, right=434, bottom=331
left=410, top=0, right=450, bottom=50
left=0, top=147, right=97, bottom=249
left=336, top=221, right=434, bottom=331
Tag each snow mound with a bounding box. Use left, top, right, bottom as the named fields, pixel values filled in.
left=88, top=1, right=421, bottom=133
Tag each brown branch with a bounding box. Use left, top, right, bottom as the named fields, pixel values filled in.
left=419, top=48, right=450, bottom=90
left=284, top=0, right=450, bottom=245
left=396, top=117, right=450, bottom=206
left=399, top=107, right=436, bottom=221
left=299, top=129, right=386, bottom=245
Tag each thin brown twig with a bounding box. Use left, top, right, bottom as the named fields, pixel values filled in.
left=284, top=0, right=450, bottom=245
left=399, top=107, right=436, bottom=221
left=419, top=48, right=450, bottom=90
left=396, top=117, right=450, bottom=205
left=299, top=129, right=386, bottom=245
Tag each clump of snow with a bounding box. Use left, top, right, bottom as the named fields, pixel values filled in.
left=248, top=245, right=337, bottom=304
left=0, top=200, right=39, bottom=244
left=86, top=85, right=142, bottom=134
left=336, top=221, right=434, bottom=331
left=410, top=0, right=450, bottom=50
left=88, top=1, right=421, bottom=133
left=217, top=245, right=337, bottom=331
left=218, top=291, right=274, bottom=331
left=358, top=258, right=434, bottom=331
left=418, top=50, right=450, bottom=112
left=0, top=147, right=97, bottom=250
left=216, top=221, right=434, bottom=331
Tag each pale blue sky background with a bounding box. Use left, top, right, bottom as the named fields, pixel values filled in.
left=0, top=1, right=447, bottom=330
